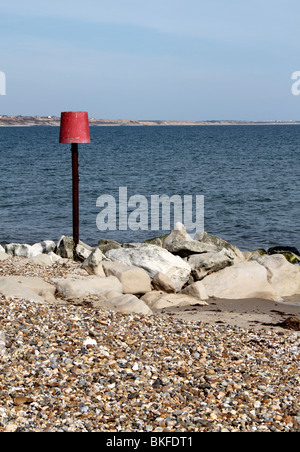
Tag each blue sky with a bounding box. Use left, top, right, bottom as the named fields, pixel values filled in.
left=1, top=0, right=300, bottom=120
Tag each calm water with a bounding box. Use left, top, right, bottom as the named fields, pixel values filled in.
left=0, top=125, right=299, bottom=252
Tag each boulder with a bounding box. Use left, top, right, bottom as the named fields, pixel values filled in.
left=106, top=294, right=152, bottom=315
left=152, top=272, right=176, bottom=293
left=194, top=231, right=245, bottom=262
left=141, top=291, right=208, bottom=311
left=186, top=249, right=234, bottom=281
left=76, top=243, right=93, bottom=261
left=82, top=248, right=105, bottom=276
left=5, top=243, right=32, bottom=258
left=48, top=252, right=62, bottom=263
left=0, top=251, right=9, bottom=261
left=268, top=245, right=300, bottom=256
left=4, top=240, right=56, bottom=258
left=55, top=276, right=123, bottom=299
left=0, top=276, right=56, bottom=303
left=163, top=223, right=217, bottom=257
left=98, top=239, right=122, bottom=255
left=144, top=236, right=167, bottom=247
left=268, top=246, right=300, bottom=265
left=55, top=236, right=92, bottom=261
left=30, top=254, right=53, bottom=266
left=15, top=252, right=62, bottom=267
left=247, top=249, right=268, bottom=260
left=106, top=243, right=191, bottom=291
left=102, top=261, right=152, bottom=295
left=201, top=260, right=282, bottom=301
left=180, top=281, right=209, bottom=301
left=250, top=254, right=300, bottom=297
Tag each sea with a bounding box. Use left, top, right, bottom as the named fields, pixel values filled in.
left=0, top=124, right=299, bottom=253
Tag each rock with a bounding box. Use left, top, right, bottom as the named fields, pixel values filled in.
left=106, top=244, right=191, bottom=292
left=144, top=235, right=169, bottom=247
left=30, top=254, right=53, bottom=266
left=268, top=246, right=300, bottom=265
left=102, top=261, right=152, bottom=295
left=0, top=276, right=56, bottom=304
left=247, top=249, right=268, bottom=261
left=0, top=245, right=6, bottom=253
left=48, top=252, right=62, bottom=263
left=275, top=316, right=300, bottom=331
left=186, top=249, right=234, bottom=281
left=17, top=252, right=62, bottom=267
left=55, top=236, right=74, bottom=259
left=76, top=243, right=93, bottom=261
left=201, top=261, right=282, bottom=301
left=163, top=222, right=192, bottom=244
left=180, top=281, right=209, bottom=301
left=55, top=276, right=123, bottom=299
left=55, top=236, right=92, bottom=261
left=0, top=251, right=9, bottom=261
left=106, top=294, right=152, bottom=315
left=4, top=240, right=56, bottom=258
left=98, top=239, right=122, bottom=255
left=268, top=245, right=300, bottom=256
left=82, top=248, right=105, bottom=276
left=163, top=223, right=217, bottom=257
left=141, top=291, right=208, bottom=310
left=250, top=254, right=300, bottom=297
left=5, top=243, right=32, bottom=258
left=152, top=272, right=176, bottom=293
left=194, top=231, right=245, bottom=262
left=105, top=290, right=124, bottom=299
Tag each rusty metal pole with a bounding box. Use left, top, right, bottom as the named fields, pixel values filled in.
left=71, top=143, right=79, bottom=250
left=59, top=111, right=90, bottom=256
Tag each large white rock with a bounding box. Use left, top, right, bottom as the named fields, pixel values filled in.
left=4, top=241, right=56, bottom=258
left=201, top=260, right=282, bottom=301
left=163, top=223, right=217, bottom=257
left=29, top=254, right=53, bottom=266
left=56, top=236, right=92, bottom=260
left=76, top=243, right=93, bottom=261
left=106, top=294, right=152, bottom=315
left=102, top=261, right=152, bottom=295
left=186, top=249, right=235, bottom=280
left=250, top=254, right=300, bottom=297
left=0, top=251, right=9, bottom=261
left=0, top=276, right=56, bottom=303
left=152, top=272, right=176, bottom=293
left=82, top=248, right=105, bottom=276
left=106, top=244, right=191, bottom=291
left=141, top=291, right=208, bottom=310
left=180, top=281, right=209, bottom=300
left=194, top=231, right=245, bottom=262
left=55, top=276, right=123, bottom=299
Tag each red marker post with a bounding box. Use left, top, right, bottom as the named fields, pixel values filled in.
left=59, top=112, right=91, bottom=251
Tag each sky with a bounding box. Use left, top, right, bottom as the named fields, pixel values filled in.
left=1, top=0, right=300, bottom=120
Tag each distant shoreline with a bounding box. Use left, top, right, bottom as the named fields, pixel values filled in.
left=1, top=115, right=300, bottom=127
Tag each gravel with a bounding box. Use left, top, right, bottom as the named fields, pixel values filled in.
left=0, top=257, right=299, bottom=432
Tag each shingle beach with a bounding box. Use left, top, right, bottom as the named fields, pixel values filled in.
left=0, top=257, right=299, bottom=432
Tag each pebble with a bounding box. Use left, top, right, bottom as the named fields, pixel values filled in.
left=0, top=257, right=299, bottom=432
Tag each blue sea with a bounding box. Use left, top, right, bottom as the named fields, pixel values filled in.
left=0, top=125, right=299, bottom=252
